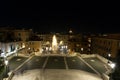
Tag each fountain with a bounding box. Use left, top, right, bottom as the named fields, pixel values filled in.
left=52, top=35, right=58, bottom=53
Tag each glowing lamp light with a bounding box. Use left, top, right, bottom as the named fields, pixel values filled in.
left=108, top=54, right=111, bottom=57
left=46, top=47, right=48, bottom=51
left=60, top=41, right=63, bottom=45
left=108, top=62, right=116, bottom=69
left=81, top=48, right=83, bottom=51
left=22, top=43, right=25, bottom=48
left=70, top=30, right=72, bottom=33
left=28, top=48, right=30, bottom=50
left=65, top=46, right=68, bottom=49
left=110, top=63, right=116, bottom=69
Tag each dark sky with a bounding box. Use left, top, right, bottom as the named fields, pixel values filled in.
left=0, top=1, right=120, bottom=33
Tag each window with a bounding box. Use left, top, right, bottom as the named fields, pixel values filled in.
left=18, top=33, right=21, bottom=36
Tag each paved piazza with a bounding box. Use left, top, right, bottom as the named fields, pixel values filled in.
left=10, top=54, right=102, bottom=80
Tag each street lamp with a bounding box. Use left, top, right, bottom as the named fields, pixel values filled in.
left=107, top=62, right=116, bottom=74
left=108, top=53, right=111, bottom=57
left=81, top=48, right=83, bottom=51
left=108, top=62, right=116, bottom=80
left=109, top=63, right=116, bottom=69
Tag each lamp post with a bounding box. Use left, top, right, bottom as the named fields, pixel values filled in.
left=109, top=63, right=116, bottom=80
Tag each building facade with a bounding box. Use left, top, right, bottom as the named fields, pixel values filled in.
left=0, top=41, right=25, bottom=57
left=13, top=29, right=33, bottom=41
left=91, top=35, right=120, bottom=58
left=0, top=27, right=33, bottom=57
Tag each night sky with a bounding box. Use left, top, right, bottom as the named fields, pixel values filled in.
left=0, top=1, right=120, bottom=33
